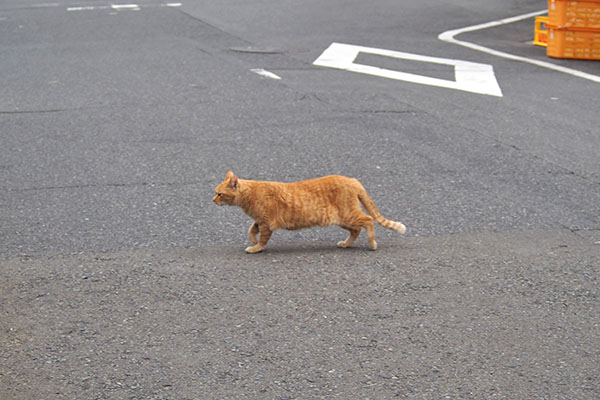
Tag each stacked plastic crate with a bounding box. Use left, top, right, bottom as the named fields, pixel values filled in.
left=546, top=0, right=600, bottom=59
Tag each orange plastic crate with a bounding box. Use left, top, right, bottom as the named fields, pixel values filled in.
left=547, top=25, right=600, bottom=59
left=534, top=16, right=549, bottom=46
left=548, top=0, right=600, bottom=28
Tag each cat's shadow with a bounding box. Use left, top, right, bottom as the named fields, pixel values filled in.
left=243, top=240, right=399, bottom=256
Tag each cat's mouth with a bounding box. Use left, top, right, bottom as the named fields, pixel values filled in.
left=213, top=196, right=227, bottom=206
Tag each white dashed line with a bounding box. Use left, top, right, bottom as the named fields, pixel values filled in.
left=250, top=69, right=282, bottom=80
left=111, top=4, right=140, bottom=10
left=438, top=10, right=600, bottom=84
left=67, top=6, right=108, bottom=11
left=66, top=3, right=182, bottom=11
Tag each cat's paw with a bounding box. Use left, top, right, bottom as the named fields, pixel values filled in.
left=337, top=241, right=350, bottom=248
left=245, top=245, right=264, bottom=254
left=369, top=241, right=378, bottom=251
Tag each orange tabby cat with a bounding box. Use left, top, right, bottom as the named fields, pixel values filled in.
left=213, top=171, right=406, bottom=253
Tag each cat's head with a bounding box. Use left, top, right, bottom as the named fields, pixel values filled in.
left=213, top=170, right=238, bottom=206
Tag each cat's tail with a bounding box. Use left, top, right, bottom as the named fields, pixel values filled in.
left=358, top=190, right=406, bottom=234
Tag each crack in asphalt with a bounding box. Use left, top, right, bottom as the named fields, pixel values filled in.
left=0, top=109, right=71, bottom=115
left=3, top=180, right=206, bottom=193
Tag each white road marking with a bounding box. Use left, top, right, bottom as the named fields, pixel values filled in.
left=250, top=69, right=282, bottom=80
left=111, top=4, right=140, bottom=10
left=30, top=3, right=60, bottom=7
left=313, top=42, right=503, bottom=97
left=66, top=3, right=181, bottom=11
left=438, top=10, right=600, bottom=84
left=68, top=6, right=108, bottom=11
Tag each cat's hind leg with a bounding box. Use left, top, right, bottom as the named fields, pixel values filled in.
left=364, top=220, right=377, bottom=250
left=347, top=211, right=377, bottom=250
left=337, top=226, right=361, bottom=248
left=248, top=222, right=259, bottom=245
left=245, top=223, right=272, bottom=254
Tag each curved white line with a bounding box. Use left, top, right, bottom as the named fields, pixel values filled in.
left=438, top=10, right=600, bottom=83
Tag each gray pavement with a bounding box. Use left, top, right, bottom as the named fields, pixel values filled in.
left=1, top=0, right=599, bottom=398
left=2, top=230, right=599, bottom=399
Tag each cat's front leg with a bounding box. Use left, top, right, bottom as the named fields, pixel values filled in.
left=245, top=223, right=272, bottom=254
left=248, top=222, right=259, bottom=244
left=337, top=226, right=361, bottom=248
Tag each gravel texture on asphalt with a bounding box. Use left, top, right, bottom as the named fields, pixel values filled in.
left=1, top=229, right=598, bottom=399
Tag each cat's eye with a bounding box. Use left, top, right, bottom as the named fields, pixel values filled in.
left=216, top=192, right=223, bottom=196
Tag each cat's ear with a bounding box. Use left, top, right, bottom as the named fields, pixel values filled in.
left=226, top=170, right=238, bottom=189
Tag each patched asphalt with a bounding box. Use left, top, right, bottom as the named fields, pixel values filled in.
left=2, top=229, right=598, bottom=399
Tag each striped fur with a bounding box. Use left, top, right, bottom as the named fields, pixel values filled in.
left=358, top=192, right=407, bottom=234
left=214, top=171, right=406, bottom=253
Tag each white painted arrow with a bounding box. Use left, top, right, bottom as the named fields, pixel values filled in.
left=313, top=42, right=503, bottom=97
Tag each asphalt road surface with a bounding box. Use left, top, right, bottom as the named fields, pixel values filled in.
left=1, top=0, right=599, bottom=398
